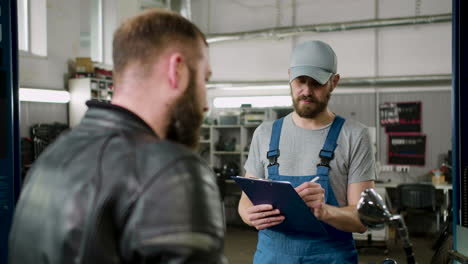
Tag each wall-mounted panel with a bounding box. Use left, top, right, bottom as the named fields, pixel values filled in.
left=378, top=90, right=451, bottom=179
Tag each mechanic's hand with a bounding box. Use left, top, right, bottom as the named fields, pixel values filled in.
left=295, top=182, right=326, bottom=219
left=245, top=204, right=285, bottom=230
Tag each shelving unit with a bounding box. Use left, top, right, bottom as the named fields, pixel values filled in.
left=198, top=107, right=293, bottom=176
left=196, top=124, right=259, bottom=176
left=203, top=108, right=290, bottom=226
left=213, top=151, right=242, bottom=155
left=197, top=126, right=211, bottom=163
left=68, top=77, right=114, bottom=127
left=210, top=125, right=242, bottom=176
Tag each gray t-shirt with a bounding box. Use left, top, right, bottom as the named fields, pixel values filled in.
left=244, top=113, right=376, bottom=207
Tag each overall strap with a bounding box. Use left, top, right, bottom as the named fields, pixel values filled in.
left=316, top=115, right=346, bottom=176
left=267, top=118, right=284, bottom=176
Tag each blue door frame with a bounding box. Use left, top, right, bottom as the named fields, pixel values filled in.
left=0, top=0, right=21, bottom=263
left=452, top=0, right=468, bottom=260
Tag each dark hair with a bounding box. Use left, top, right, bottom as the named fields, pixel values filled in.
left=112, top=8, right=207, bottom=81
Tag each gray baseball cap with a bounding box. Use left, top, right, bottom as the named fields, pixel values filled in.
left=289, top=40, right=337, bottom=85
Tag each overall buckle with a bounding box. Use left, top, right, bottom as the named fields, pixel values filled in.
left=267, top=150, right=280, bottom=167
left=317, top=157, right=331, bottom=168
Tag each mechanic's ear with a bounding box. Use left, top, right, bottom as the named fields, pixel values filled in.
left=330, top=74, right=340, bottom=91
left=167, top=53, right=189, bottom=94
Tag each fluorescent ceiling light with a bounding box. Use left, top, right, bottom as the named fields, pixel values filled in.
left=207, top=84, right=289, bottom=90
left=220, top=85, right=288, bottom=91
left=213, top=96, right=292, bottom=108
left=20, top=88, right=70, bottom=103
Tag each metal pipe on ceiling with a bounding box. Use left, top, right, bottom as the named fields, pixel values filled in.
left=338, top=74, right=451, bottom=86
left=206, top=13, right=451, bottom=43
left=168, top=0, right=191, bottom=20
left=207, top=74, right=452, bottom=89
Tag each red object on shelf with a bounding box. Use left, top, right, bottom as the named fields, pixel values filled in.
left=95, top=68, right=113, bottom=79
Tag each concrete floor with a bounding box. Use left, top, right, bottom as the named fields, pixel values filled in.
left=224, top=225, right=438, bottom=264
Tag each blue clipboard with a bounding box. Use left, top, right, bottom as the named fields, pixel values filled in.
left=232, top=176, right=328, bottom=235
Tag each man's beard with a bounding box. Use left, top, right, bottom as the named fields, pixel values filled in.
left=292, top=87, right=331, bottom=119
left=166, top=68, right=204, bottom=150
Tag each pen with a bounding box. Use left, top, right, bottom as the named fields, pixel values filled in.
left=310, top=176, right=320, bottom=183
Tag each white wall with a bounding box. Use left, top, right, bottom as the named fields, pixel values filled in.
left=18, top=0, right=143, bottom=137
left=19, top=0, right=81, bottom=90
left=19, top=0, right=142, bottom=90
left=115, top=0, right=141, bottom=24
left=378, top=23, right=451, bottom=76
left=18, top=0, right=82, bottom=137
left=191, top=0, right=452, bottom=82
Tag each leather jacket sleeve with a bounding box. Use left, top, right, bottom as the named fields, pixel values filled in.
left=119, top=156, right=226, bottom=263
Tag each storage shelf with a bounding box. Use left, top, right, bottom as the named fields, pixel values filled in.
left=242, top=124, right=260, bottom=128
left=204, top=124, right=259, bottom=128
left=69, top=78, right=114, bottom=127
left=212, top=125, right=242, bottom=128
left=197, top=109, right=290, bottom=175
left=213, top=151, right=242, bottom=155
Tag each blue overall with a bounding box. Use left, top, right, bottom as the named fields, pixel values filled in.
left=253, top=116, right=358, bottom=264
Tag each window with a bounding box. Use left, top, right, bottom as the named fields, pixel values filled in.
left=90, top=0, right=103, bottom=62
left=17, top=0, right=47, bottom=56
left=80, top=0, right=104, bottom=63
left=17, top=0, right=29, bottom=51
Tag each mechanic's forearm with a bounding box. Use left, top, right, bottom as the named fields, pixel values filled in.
left=238, top=192, right=253, bottom=226
left=320, top=204, right=367, bottom=233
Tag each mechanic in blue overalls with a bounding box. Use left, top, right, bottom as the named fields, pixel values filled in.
left=239, top=40, right=376, bottom=263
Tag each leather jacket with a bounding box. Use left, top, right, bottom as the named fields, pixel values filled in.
left=9, top=101, right=226, bottom=263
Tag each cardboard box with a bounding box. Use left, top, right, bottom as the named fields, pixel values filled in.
left=432, top=175, right=446, bottom=185
left=75, top=57, right=95, bottom=73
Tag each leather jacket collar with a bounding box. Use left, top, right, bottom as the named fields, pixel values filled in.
left=83, top=100, right=157, bottom=137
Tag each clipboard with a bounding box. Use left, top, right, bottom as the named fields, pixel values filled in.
left=232, top=176, right=328, bottom=235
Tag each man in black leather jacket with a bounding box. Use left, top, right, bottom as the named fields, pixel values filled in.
left=9, top=9, right=225, bottom=264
